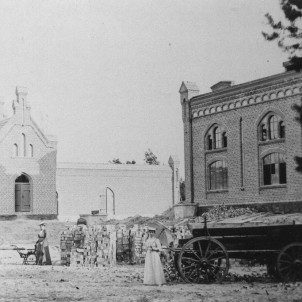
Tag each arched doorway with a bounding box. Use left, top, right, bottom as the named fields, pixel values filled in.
left=15, top=174, right=31, bottom=212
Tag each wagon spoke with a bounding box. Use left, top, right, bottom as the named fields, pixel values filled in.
left=182, top=257, right=200, bottom=263
left=197, top=241, right=203, bottom=257
left=182, top=264, right=197, bottom=271
left=278, top=259, right=292, bottom=264
left=279, top=265, right=292, bottom=272
left=191, top=251, right=202, bottom=262
left=209, top=254, right=225, bottom=261
left=282, top=253, right=293, bottom=260
left=205, top=241, right=212, bottom=258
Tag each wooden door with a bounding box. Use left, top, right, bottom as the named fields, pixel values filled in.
left=15, top=183, right=31, bottom=212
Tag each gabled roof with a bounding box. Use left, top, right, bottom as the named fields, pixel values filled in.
left=179, top=81, right=199, bottom=93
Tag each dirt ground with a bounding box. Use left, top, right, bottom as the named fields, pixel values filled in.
left=0, top=262, right=302, bottom=302
left=1, top=218, right=302, bottom=301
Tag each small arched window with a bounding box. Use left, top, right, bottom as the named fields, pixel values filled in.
left=13, top=144, right=18, bottom=157
left=29, top=144, right=33, bottom=157
left=22, top=133, right=26, bottom=157
left=214, top=127, right=221, bottom=149
left=209, top=160, right=228, bottom=190
left=269, top=116, right=278, bottom=140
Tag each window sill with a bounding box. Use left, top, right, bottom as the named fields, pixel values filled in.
left=258, top=138, right=285, bottom=146
left=259, top=184, right=287, bottom=190
left=207, top=189, right=228, bottom=194
left=205, top=147, right=227, bottom=154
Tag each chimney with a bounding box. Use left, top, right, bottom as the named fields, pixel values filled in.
left=283, top=58, right=302, bottom=72
left=210, top=81, right=234, bottom=92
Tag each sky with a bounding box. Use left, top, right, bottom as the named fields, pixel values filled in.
left=0, top=0, right=287, bottom=176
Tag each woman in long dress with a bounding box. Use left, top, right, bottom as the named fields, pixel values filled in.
left=36, top=221, right=52, bottom=265
left=143, top=227, right=166, bottom=286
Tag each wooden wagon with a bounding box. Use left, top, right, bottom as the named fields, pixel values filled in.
left=174, top=217, right=302, bottom=283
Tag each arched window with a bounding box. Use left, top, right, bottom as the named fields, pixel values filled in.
left=22, top=133, right=26, bottom=157
left=269, top=116, right=278, bottom=139
left=279, top=121, right=285, bottom=138
left=13, top=144, right=18, bottom=157
left=209, top=160, right=228, bottom=190
left=29, top=144, right=33, bottom=157
left=205, top=124, right=226, bottom=150
left=214, top=127, right=221, bottom=149
left=207, top=134, right=213, bottom=150
left=263, top=153, right=286, bottom=185
left=258, top=113, right=285, bottom=141
left=222, top=132, right=227, bottom=148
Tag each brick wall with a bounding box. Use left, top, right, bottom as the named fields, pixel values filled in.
left=182, top=70, right=302, bottom=208
left=56, top=163, right=173, bottom=219
left=0, top=118, right=57, bottom=215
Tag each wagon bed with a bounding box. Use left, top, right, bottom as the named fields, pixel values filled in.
left=174, top=216, right=302, bottom=284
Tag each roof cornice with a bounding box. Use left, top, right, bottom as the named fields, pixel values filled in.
left=190, top=70, right=302, bottom=104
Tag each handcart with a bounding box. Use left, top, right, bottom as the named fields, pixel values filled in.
left=12, top=245, right=37, bottom=265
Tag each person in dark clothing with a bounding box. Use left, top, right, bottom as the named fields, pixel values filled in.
left=36, top=221, right=52, bottom=265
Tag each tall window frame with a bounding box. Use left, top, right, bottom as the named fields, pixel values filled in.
left=208, top=160, right=228, bottom=191
left=262, top=152, right=286, bottom=186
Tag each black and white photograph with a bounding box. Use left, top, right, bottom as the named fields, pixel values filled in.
left=0, top=0, right=302, bottom=301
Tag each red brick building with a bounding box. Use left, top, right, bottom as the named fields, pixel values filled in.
left=0, top=87, right=57, bottom=218
left=180, top=64, right=302, bottom=213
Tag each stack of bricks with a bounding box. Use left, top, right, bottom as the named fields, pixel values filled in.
left=60, top=224, right=113, bottom=267
left=133, top=228, right=147, bottom=263
left=96, top=227, right=110, bottom=267
left=60, top=228, right=74, bottom=266
left=69, top=226, right=85, bottom=267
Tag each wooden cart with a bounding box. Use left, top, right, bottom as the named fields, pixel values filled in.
left=175, top=218, right=302, bottom=283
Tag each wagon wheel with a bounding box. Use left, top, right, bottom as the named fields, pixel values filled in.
left=277, top=243, right=302, bottom=282
left=177, top=237, right=229, bottom=284
left=26, top=254, right=37, bottom=265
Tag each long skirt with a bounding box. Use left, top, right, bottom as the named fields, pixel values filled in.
left=36, top=243, right=52, bottom=265
left=143, top=251, right=166, bottom=285
left=43, top=246, right=52, bottom=265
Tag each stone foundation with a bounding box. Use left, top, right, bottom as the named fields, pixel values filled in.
left=174, top=203, right=198, bottom=219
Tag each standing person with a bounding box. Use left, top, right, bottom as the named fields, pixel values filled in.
left=36, top=221, right=52, bottom=265
left=143, top=227, right=166, bottom=286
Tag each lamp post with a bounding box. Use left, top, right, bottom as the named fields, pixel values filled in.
left=106, top=187, right=115, bottom=215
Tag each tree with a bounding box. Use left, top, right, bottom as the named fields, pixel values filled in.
left=111, top=158, right=122, bottom=164
left=126, top=160, right=136, bottom=164
left=179, top=178, right=186, bottom=201
left=263, top=0, right=302, bottom=173
left=144, top=149, right=160, bottom=165
left=262, top=0, right=302, bottom=62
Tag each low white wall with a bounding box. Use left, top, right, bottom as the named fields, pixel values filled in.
left=56, top=162, right=172, bottom=218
